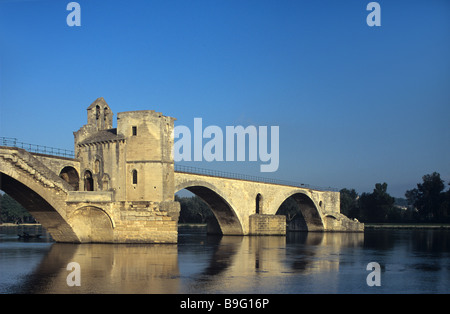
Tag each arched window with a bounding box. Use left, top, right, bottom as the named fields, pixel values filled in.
left=59, top=166, right=79, bottom=191
left=256, top=193, right=263, bottom=214
left=84, top=170, right=94, bottom=191
left=132, top=169, right=138, bottom=185
left=102, top=174, right=110, bottom=191
left=94, top=159, right=100, bottom=174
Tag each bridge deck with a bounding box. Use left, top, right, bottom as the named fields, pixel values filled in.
left=174, top=165, right=338, bottom=192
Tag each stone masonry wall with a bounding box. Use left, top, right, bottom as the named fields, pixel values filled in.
left=114, top=201, right=179, bottom=243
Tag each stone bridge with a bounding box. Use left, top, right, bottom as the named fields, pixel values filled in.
left=0, top=98, right=363, bottom=243
left=174, top=170, right=360, bottom=235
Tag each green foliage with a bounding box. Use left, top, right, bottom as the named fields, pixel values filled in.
left=359, top=183, right=395, bottom=223
left=0, top=192, right=34, bottom=224
left=341, top=185, right=415, bottom=223
left=340, top=172, right=450, bottom=224
left=394, top=197, right=408, bottom=207
left=176, top=194, right=214, bottom=223
left=339, top=188, right=359, bottom=219
left=405, top=172, right=450, bottom=222
left=442, top=183, right=450, bottom=220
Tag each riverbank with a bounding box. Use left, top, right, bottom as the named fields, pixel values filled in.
left=178, top=223, right=207, bottom=228
left=365, top=223, right=450, bottom=230
left=0, top=223, right=41, bottom=227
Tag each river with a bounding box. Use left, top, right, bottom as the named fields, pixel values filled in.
left=1, top=225, right=449, bottom=294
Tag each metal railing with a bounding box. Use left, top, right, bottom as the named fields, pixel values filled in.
left=0, top=137, right=337, bottom=191
left=174, top=164, right=338, bottom=192
left=0, top=137, right=75, bottom=158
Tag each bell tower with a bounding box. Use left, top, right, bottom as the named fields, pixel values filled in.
left=87, top=97, right=113, bottom=131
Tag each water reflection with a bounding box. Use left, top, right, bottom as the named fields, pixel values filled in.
left=286, top=232, right=364, bottom=274
left=6, top=231, right=363, bottom=293
left=2, top=227, right=449, bottom=293
left=18, top=243, right=180, bottom=293
left=410, top=230, right=450, bottom=254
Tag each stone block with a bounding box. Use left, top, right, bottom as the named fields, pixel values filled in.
left=249, top=214, right=286, bottom=235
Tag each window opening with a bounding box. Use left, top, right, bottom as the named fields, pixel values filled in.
left=132, top=169, right=138, bottom=185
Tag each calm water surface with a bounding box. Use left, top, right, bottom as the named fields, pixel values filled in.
left=1, top=225, right=449, bottom=293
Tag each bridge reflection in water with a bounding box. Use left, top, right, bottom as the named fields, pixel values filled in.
left=15, top=232, right=364, bottom=294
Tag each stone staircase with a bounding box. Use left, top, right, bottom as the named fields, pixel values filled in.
left=0, top=147, right=73, bottom=192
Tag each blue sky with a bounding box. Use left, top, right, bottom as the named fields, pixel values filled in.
left=0, top=0, right=449, bottom=197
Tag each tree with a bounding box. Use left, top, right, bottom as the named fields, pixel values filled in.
left=340, top=188, right=359, bottom=219
left=176, top=195, right=213, bottom=223
left=359, top=183, right=394, bottom=223
left=406, top=172, right=446, bottom=222
left=0, top=193, right=33, bottom=224
left=405, top=188, right=419, bottom=207
left=441, top=183, right=450, bottom=222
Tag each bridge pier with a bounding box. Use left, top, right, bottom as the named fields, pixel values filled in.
left=66, top=196, right=181, bottom=243
left=249, top=214, right=286, bottom=236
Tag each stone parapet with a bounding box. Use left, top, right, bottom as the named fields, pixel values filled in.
left=67, top=191, right=114, bottom=203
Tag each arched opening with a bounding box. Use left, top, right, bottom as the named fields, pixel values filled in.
left=175, top=184, right=243, bottom=236
left=69, top=206, right=114, bottom=243
left=84, top=170, right=94, bottom=191
left=95, top=105, right=100, bottom=120
left=59, top=166, right=79, bottom=191
left=176, top=190, right=215, bottom=234
left=102, top=174, right=110, bottom=191
left=0, top=172, right=79, bottom=242
left=94, top=159, right=100, bottom=174
left=256, top=193, right=263, bottom=214
left=276, top=193, right=324, bottom=232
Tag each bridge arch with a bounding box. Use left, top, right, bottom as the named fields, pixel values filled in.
left=175, top=180, right=244, bottom=235
left=68, top=205, right=114, bottom=243
left=0, top=169, right=80, bottom=242
left=274, top=190, right=325, bottom=232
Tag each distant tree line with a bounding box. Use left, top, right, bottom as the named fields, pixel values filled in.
left=341, top=172, right=450, bottom=223
left=0, top=193, right=35, bottom=224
